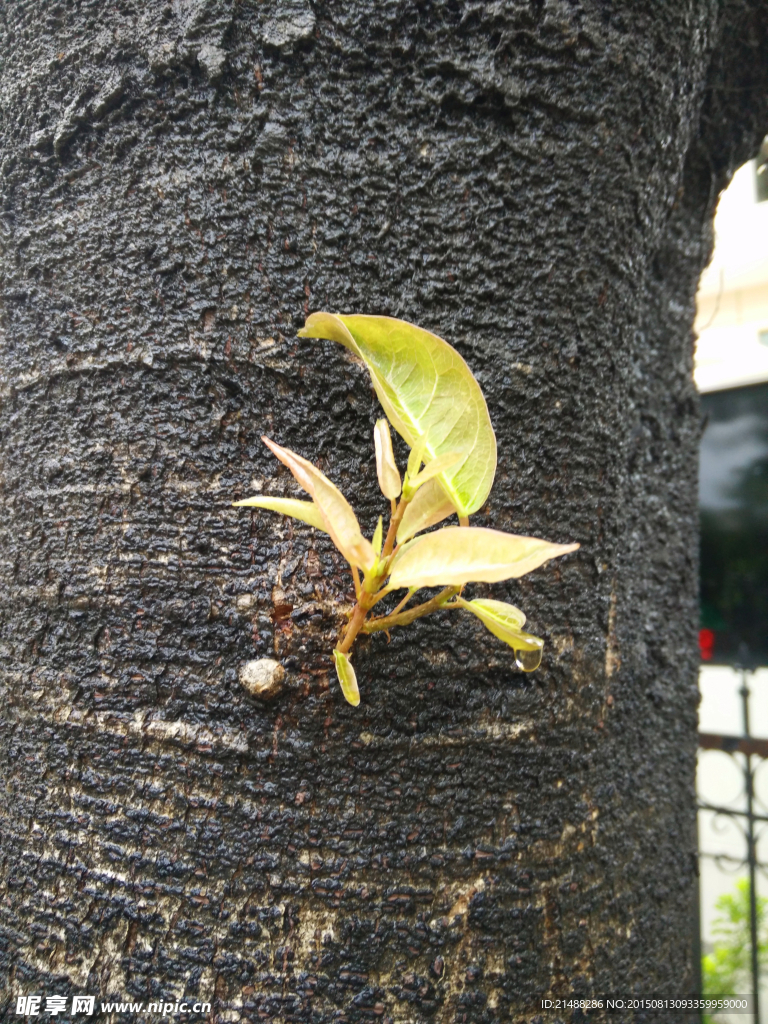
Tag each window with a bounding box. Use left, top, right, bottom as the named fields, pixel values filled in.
left=699, top=381, right=768, bottom=666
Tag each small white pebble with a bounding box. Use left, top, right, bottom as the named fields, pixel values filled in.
left=239, top=659, right=285, bottom=699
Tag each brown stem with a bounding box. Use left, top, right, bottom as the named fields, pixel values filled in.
left=337, top=495, right=415, bottom=656
left=365, top=583, right=395, bottom=609
left=362, top=586, right=459, bottom=634
left=381, top=495, right=410, bottom=559
left=388, top=587, right=417, bottom=619
left=337, top=601, right=369, bottom=654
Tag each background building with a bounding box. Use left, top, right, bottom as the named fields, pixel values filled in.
left=696, top=155, right=768, bottom=1021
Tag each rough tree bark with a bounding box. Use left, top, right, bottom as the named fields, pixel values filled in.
left=2, top=2, right=768, bottom=1021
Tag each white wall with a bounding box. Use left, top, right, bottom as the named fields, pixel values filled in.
left=695, top=161, right=768, bottom=392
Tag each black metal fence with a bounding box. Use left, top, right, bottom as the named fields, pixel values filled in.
left=698, top=666, right=768, bottom=1022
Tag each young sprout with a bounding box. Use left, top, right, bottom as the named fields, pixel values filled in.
left=234, top=313, right=579, bottom=706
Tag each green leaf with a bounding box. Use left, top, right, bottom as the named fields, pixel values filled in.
left=262, top=436, right=376, bottom=573
left=298, top=313, right=497, bottom=517
left=407, top=436, right=427, bottom=479
left=374, top=419, right=401, bottom=499
left=457, top=597, right=526, bottom=631
left=396, top=477, right=456, bottom=543
left=455, top=597, right=544, bottom=671
left=372, top=515, right=383, bottom=556
left=388, top=526, right=579, bottom=588
left=232, top=495, right=327, bottom=533
left=404, top=450, right=463, bottom=498
left=333, top=649, right=360, bottom=706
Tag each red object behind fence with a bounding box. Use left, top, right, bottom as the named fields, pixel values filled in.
left=699, top=628, right=715, bottom=661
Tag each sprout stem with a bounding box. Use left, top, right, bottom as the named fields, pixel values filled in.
left=337, top=601, right=369, bottom=654
left=382, top=495, right=410, bottom=559
left=388, top=587, right=418, bottom=618
left=366, top=584, right=395, bottom=609
left=363, top=586, right=459, bottom=633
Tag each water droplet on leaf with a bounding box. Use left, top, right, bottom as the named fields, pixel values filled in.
left=515, top=645, right=543, bottom=672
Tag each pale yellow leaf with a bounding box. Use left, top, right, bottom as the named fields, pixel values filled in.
left=372, top=515, right=383, bottom=556
left=333, top=649, right=360, bottom=706
left=262, top=436, right=376, bottom=572
left=374, top=419, right=401, bottom=499
left=407, top=436, right=426, bottom=478
left=298, top=313, right=496, bottom=517
left=456, top=597, right=526, bottom=632
left=396, top=477, right=457, bottom=543
left=457, top=597, right=544, bottom=671
left=406, top=450, right=463, bottom=494
left=388, top=526, right=579, bottom=588
left=232, top=495, right=327, bottom=533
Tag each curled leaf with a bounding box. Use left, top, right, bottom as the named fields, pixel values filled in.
left=232, top=495, right=327, bottom=533
left=333, top=649, right=360, bottom=706
left=407, top=436, right=427, bottom=479
left=262, top=436, right=376, bottom=573
left=388, top=526, right=579, bottom=589
left=372, top=515, right=384, bottom=556
left=456, top=597, right=526, bottom=631
left=454, top=596, right=543, bottom=670
left=397, top=477, right=457, bottom=543
left=405, top=450, right=463, bottom=497
left=298, top=313, right=497, bottom=518
left=374, top=419, right=401, bottom=499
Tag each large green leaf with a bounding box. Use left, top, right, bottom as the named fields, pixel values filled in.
left=232, top=495, right=327, bottom=533
left=298, top=313, right=497, bottom=517
left=262, top=437, right=376, bottom=573
left=388, top=526, right=579, bottom=588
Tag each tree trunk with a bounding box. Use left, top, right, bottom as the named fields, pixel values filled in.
left=2, top=2, right=767, bottom=1021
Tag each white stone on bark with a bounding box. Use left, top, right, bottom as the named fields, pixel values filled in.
left=239, top=659, right=285, bottom=699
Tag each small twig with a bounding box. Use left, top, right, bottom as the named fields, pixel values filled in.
left=389, top=587, right=418, bottom=619
left=363, top=586, right=459, bottom=633
left=365, top=584, right=396, bottom=609
left=352, top=565, right=362, bottom=601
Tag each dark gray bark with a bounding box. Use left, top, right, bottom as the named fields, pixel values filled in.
left=1, top=2, right=767, bottom=1021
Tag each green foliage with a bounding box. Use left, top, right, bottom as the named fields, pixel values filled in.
left=388, top=527, right=577, bottom=589
left=234, top=313, right=579, bottom=706
left=333, top=650, right=360, bottom=707
left=702, top=879, right=768, bottom=1024
left=453, top=598, right=544, bottom=672
left=298, top=312, right=496, bottom=517
left=232, top=495, right=327, bottom=533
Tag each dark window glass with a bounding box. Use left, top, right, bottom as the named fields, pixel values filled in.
left=699, top=381, right=768, bottom=665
